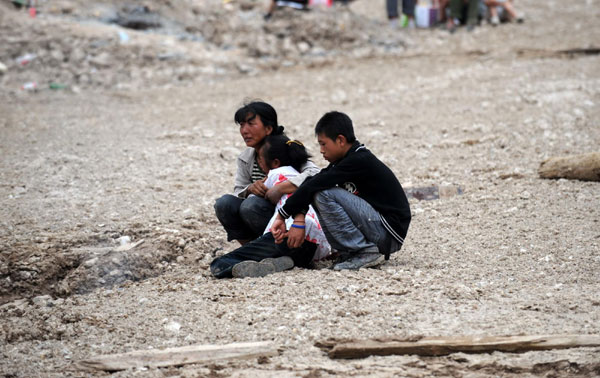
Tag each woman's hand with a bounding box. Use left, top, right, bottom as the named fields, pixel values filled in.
left=247, top=178, right=267, bottom=197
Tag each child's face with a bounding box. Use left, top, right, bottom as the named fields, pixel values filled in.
left=257, top=145, right=271, bottom=173
left=317, top=133, right=346, bottom=163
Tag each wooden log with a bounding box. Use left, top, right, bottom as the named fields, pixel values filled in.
left=539, top=152, right=600, bottom=182
left=77, top=341, right=277, bottom=372
left=324, top=335, right=600, bottom=359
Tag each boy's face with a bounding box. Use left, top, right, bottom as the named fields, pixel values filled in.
left=317, top=133, right=346, bottom=163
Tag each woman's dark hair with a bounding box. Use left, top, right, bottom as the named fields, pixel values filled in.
left=314, top=111, right=356, bottom=143
left=262, top=134, right=311, bottom=172
left=234, top=101, right=285, bottom=136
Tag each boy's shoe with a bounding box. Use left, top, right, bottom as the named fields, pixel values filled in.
left=232, top=256, right=294, bottom=278
left=333, top=252, right=385, bottom=271
left=330, top=250, right=352, bottom=264
left=490, top=15, right=500, bottom=26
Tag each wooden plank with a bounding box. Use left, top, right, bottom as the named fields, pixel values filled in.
left=539, top=152, right=600, bottom=182
left=77, top=341, right=277, bottom=371
left=325, top=335, right=600, bottom=359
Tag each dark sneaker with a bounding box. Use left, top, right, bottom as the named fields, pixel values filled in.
left=232, top=256, right=294, bottom=278
left=333, top=252, right=385, bottom=271
left=262, top=256, right=294, bottom=271
left=329, top=250, right=352, bottom=265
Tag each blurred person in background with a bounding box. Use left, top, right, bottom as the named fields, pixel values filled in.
left=483, top=0, right=524, bottom=25
left=386, top=0, right=416, bottom=29
left=265, top=0, right=309, bottom=19
left=446, top=0, right=478, bottom=32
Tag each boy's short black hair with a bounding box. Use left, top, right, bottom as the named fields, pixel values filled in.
left=314, top=111, right=356, bottom=143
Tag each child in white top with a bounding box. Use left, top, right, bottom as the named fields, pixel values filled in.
left=257, top=137, right=331, bottom=260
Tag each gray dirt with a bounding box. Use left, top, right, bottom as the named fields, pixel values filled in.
left=1, top=0, right=599, bottom=376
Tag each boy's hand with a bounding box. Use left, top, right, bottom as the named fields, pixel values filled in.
left=247, top=178, right=267, bottom=197
left=286, top=226, right=305, bottom=249
left=286, top=213, right=306, bottom=249
left=270, top=215, right=287, bottom=244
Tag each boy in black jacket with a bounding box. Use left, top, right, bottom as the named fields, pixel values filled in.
left=271, top=111, right=411, bottom=270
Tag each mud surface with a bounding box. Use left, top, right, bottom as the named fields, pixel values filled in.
left=1, top=0, right=600, bottom=376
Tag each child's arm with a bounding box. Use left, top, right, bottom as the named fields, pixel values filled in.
left=271, top=214, right=287, bottom=244
left=265, top=180, right=295, bottom=204
left=265, top=166, right=305, bottom=203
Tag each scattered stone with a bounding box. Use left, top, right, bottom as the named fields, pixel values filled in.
left=117, top=236, right=131, bottom=246
left=164, top=320, right=181, bottom=333
left=115, top=239, right=145, bottom=252
left=32, top=295, right=52, bottom=307
left=112, top=5, right=162, bottom=30
left=50, top=49, right=65, bottom=62
left=83, top=257, right=99, bottom=268
left=405, top=185, right=463, bottom=201
left=70, top=48, right=86, bottom=62
left=89, top=52, right=112, bottom=68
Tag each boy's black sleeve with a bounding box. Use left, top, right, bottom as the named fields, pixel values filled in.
left=278, top=162, right=359, bottom=218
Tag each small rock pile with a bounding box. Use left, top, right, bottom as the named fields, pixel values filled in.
left=0, top=0, right=404, bottom=91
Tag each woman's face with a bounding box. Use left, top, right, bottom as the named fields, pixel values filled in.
left=239, top=114, right=273, bottom=148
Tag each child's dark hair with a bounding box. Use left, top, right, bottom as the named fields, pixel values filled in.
left=314, top=111, right=356, bottom=143
left=234, top=101, right=285, bottom=135
left=262, top=134, right=311, bottom=172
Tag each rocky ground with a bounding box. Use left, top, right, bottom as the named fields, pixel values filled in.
left=1, top=0, right=599, bottom=376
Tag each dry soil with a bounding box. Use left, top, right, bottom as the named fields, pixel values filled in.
left=1, top=0, right=599, bottom=377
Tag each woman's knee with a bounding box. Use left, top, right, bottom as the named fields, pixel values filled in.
left=214, top=194, right=240, bottom=219
left=239, top=196, right=273, bottom=218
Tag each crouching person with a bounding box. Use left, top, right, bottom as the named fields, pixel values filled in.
left=271, top=111, right=411, bottom=270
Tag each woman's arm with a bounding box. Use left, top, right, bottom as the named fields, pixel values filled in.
left=232, top=149, right=254, bottom=198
